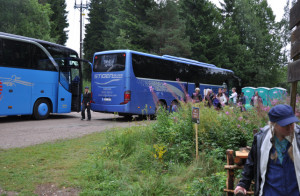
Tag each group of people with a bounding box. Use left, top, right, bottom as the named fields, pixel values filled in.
left=191, top=87, right=247, bottom=111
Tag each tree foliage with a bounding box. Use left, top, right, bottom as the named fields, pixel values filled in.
left=0, top=0, right=52, bottom=41
left=0, top=0, right=68, bottom=45
left=84, top=0, right=287, bottom=87
left=39, top=0, right=69, bottom=45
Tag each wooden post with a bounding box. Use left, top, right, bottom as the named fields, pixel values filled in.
left=226, top=150, right=234, bottom=196
left=289, top=1, right=300, bottom=112
left=192, top=107, right=200, bottom=160
left=195, top=124, right=199, bottom=160
left=290, top=82, right=298, bottom=112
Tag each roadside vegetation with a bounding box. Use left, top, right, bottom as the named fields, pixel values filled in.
left=0, top=100, right=274, bottom=195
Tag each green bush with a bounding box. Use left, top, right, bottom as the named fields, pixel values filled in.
left=82, top=100, right=271, bottom=194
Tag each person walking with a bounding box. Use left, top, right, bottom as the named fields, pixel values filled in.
left=81, top=86, right=92, bottom=121
left=234, top=104, right=300, bottom=196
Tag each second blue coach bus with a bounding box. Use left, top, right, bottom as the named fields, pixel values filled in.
left=91, top=50, right=239, bottom=117
left=0, top=32, right=87, bottom=119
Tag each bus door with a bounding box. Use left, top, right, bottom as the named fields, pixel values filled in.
left=57, top=58, right=82, bottom=113
left=69, top=60, right=82, bottom=112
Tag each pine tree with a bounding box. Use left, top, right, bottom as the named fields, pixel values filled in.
left=39, top=0, right=69, bottom=45
left=220, top=0, right=283, bottom=87
left=179, top=0, right=222, bottom=64
left=143, top=0, right=191, bottom=56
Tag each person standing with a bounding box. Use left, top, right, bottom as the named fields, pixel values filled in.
left=191, top=87, right=202, bottom=103
left=223, top=88, right=229, bottom=105
left=238, top=92, right=246, bottom=112
left=217, top=88, right=227, bottom=106
left=234, top=104, right=300, bottom=196
left=81, top=86, right=92, bottom=120
left=250, top=91, right=263, bottom=107
left=229, top=87, right=238, bottom=105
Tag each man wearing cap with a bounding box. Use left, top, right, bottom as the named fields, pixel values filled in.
left=234, top=104, right=300, bottom=196
left=81, top=87, right=92, bottom=121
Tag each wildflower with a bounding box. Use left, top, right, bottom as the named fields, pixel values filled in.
left=238, top=116, right=243, bottom=121
left=225, top=111, right=229, bottom=115
left=237, top=124, right=241, bottom=128
left=149, top=86, right=154, bottom=92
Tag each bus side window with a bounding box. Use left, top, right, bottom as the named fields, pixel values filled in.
left=2, top=39, right=31, bottom=69
left=31, top=44, right=55, bottom=71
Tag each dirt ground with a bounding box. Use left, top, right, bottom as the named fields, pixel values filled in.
left=0, top=111, right=146, bottom=149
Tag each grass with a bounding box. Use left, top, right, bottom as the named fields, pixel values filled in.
left=0, top=122, right=225, bottom=195
left=2, top=101, right=266, bottom=195
left=0, top=130, right=108, bottom=194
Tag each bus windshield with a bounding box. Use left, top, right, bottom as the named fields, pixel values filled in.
left=93, top=53, right=126, bottom=72
left=41, top=43, right=78, bottom=68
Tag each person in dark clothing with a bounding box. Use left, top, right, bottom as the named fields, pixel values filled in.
left=81, top=86, right=92, bottom=120
left=191, top=88, right=202, bottom=103
left=234, top=104, right=300, bottom=196
left=238, top=92, right=246, bottom=112
left=204, top=89, right=214, bottom=108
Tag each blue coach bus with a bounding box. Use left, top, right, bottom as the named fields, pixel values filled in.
left=0, top=32, right=85, bottom=119
left=91, top=50, right=239, bottom=118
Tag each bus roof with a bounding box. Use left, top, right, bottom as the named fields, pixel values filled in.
left=94, top=49, right=234, bottom=73
left=0, top=32, right=77, bottom=54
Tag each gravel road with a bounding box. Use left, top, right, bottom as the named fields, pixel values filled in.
left=0, top=112, right=147, bottom=149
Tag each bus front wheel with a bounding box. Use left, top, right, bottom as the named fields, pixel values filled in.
left=33, top=99, right=50, bottom=120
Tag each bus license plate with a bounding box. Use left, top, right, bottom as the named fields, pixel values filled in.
left=103, top=98, right=111, bottom=101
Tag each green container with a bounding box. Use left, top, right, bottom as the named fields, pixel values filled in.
left=242, top=87, right=256, bottom=105
left=268, top=87, right=287, bottom=105
left=256, top=87, right=270, bottom=106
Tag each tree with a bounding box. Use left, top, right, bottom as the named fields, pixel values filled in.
left=0, top=0, right=52, bottom=41
left=179, top=0, right=223, bottom=64
left=144, top=0, right=191, bottom=56
left=39, top=0, right=69, bottom=45
left=84, top=0, right=110, bottom=62
left=220, top=0, right=283, bottom=87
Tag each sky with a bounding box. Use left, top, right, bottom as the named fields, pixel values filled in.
left=65, top=0, right=287, bottom=55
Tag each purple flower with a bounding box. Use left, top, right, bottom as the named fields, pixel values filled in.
left=225, top=111, right=229, bottom=115
left=149, top=86, right=154, bottom=92
left=238, top=116, right=243, bottom=121
left=237, top=124, right=241, bottom=128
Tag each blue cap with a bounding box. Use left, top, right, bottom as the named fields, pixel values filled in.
left=268, top=104, right=299, bottom=126
left=85, top=86, right=89, bottom=89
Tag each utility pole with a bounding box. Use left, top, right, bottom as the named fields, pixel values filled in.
left=74, top=0, right=89, bottom=58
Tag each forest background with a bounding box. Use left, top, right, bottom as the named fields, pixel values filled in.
left=0, top=0, right=297, bottom=89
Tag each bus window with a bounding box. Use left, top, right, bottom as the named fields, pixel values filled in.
left=31, top=44, right=55, bottom=71
left=94, top=53, right=126, bottom=72
left=2, top=39, right=31, bottom=69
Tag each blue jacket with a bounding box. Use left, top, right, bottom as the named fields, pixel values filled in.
left=237, top=124, right=300, bottom=196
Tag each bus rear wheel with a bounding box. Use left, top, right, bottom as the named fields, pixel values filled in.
left=33, top=99, right=50, bottom=120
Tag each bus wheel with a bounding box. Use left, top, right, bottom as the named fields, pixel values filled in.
left=33, top=99, right=50, bottom=120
